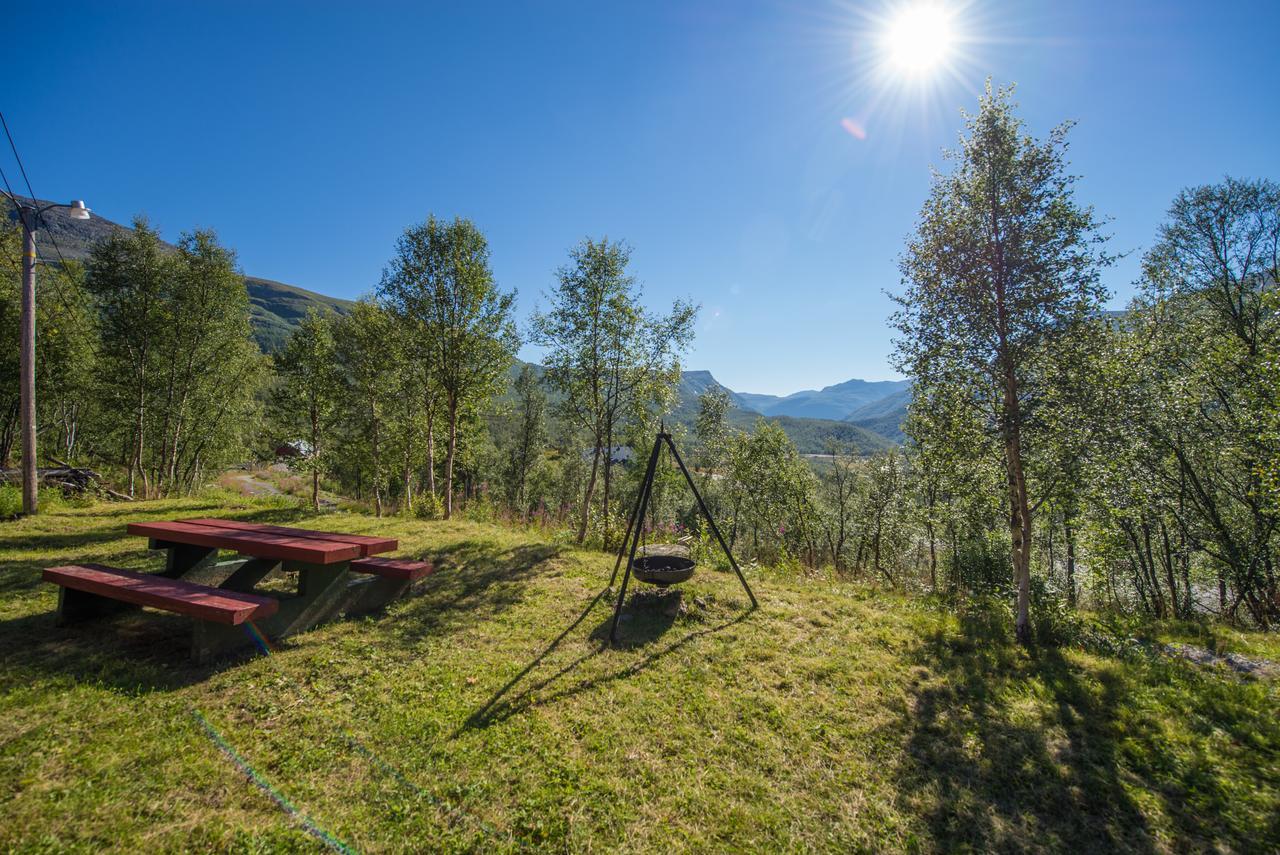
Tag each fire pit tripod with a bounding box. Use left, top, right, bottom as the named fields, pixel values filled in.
left=607, top=425, right=758, bottom=643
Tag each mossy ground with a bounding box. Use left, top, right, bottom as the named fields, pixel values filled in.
left=1, top=497, right=1276, bottom=852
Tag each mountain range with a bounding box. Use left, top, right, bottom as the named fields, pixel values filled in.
left=671, top=370, right=908, bottom=450
left=12, top=201, right=910, bottom=450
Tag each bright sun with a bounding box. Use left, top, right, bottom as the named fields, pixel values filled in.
left=883, top=3, right=954, bottom=75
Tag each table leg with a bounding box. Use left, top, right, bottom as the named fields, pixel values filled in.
left=249, top=561, right=353, bottom=641
left=220, top=557, right=280, bottom=592
left=345, top=576, right=412, bottom=615
left=156, top=541, right=219, bottom=581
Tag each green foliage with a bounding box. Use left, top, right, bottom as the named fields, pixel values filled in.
left=333, top=300, right=397, bottom=516
left=531, top=237, right=696, bottom=544
left=1084, top=178, right=1280, bottom=626
left=412, top=490, right=443, bottom=520
left=85, top=220, right=266, bottom=497
left=271, top=308, right=342, bottom=510
left=379, top=215, right=518, bottom=519
left=0, top=225, right=98, bottom=468
left=502, top=364, right=548, bottom=515
left=893, top=83, right=1112, bottom=641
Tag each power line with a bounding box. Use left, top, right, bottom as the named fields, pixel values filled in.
left=0, top=111, right=36, bottom=203
left=0, top=113, right=96, bottom=353
left=0, top=160, right=18, bottom=206
left=0, top=109, right=75, bottom=273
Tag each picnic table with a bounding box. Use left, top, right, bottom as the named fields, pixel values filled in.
left=43, top=518, right=433, bottom=662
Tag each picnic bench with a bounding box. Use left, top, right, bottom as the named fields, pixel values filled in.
left=43, top=518, right=434, bottom=662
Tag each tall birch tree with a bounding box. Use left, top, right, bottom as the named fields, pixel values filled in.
left=892, top=84, right=1111, bottom=643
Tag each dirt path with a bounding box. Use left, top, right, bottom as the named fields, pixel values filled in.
left=233, top=473, right=281, bottom=496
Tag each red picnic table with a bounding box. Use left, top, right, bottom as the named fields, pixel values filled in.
left=43, top=518, right=433, bottom=662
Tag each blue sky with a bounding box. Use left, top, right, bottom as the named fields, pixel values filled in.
left=8, top=1, right=1278, bottom=394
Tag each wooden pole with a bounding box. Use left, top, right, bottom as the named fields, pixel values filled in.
left=19, top=208, right=38, bottom=515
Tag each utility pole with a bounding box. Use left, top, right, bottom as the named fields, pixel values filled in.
left=11, top=198, right=91, bottom=515
left=18, top=206, right=38, bottom=514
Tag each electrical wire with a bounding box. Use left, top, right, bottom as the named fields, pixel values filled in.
left=0, top=109, right=76, bottom=272
left=0, top=116, right=98, bottom=355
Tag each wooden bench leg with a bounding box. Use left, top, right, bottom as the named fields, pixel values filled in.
left=57, top=585, right=139, bottom=625
left=345, top=576, right=411, bottom=616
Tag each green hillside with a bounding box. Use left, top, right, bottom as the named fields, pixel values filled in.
left=506, top=363, right=893, bottom=455
left=671, top=370, right=892, bottom=454
left=6, top=198, right=352, bottom=353
left=244, top=276, right=354, bottom=352
left=843, top=386, right=912, bottom=443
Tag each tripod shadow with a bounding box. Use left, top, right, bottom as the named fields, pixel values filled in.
left=460, top=586, right=749, bottom=732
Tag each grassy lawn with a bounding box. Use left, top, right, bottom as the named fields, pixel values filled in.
left=1, top=497, right=1277, bottom=853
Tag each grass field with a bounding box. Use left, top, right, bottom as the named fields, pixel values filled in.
left=1, top=496, right=1277, bottom=852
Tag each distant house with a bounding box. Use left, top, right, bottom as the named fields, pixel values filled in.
left=274, top=439, right=314, bottom=459
left=583, top=446, right=634, bottom=465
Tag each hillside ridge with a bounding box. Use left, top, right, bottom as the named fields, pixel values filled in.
left=5, top=197, right=354, bottom=353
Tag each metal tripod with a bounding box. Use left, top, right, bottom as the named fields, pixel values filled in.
left=607, top=426, right=758, bottom=644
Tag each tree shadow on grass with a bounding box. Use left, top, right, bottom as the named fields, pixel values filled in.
left=461, top=588, right=749, bottom=732
left=894, top=607, right=1276, bottom=853
left=896, top=609, right=1156, bottom=853
left=389, top=541, right=561, bottom=642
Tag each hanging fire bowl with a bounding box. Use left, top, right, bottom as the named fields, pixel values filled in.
left=631, top=544, right=696, bottom=586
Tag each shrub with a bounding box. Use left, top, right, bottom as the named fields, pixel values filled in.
left=413, top=493, right=444, bottom=520
left=0, top=485, right=21, bottom=520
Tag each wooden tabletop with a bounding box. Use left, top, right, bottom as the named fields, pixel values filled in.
left=126, top=519, right=398, bottom=565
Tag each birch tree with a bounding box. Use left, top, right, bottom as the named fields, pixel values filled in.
left=531, top=238, right=695, bottom=544
left=892, top=84, right=1111, bottom=643
left=273, top=309, right=342, bottom=510
left=379, top=216, right=517, bottom=518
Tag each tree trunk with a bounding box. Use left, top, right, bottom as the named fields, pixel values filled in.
left=372, top=402, right=383, bottom=519
left=425, top=388, right=437, bottom=498
left=577, top=442, right=601, bottom=544
left=1064, top=516, right=1077, bottom=608
left=310, top=403, right=321, bottom=512
left=602, top=419, right=613, bottom=549
left=927, top=521, right=937, bottom=591
left=443, top=396, right=458, bottom=519
left=131, top=381, right=147, bottom=499
left=1002, top=367, right=1033, bottom=646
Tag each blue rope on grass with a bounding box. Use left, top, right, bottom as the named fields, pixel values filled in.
left=227, top=622, right=496, bottom=843
left=190, top=708, right=358, bottom=854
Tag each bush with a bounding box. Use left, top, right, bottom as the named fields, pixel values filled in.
left=413, top=493, right=444, bottom=520
left=462, top=496, right=497, bottom=524
left=0, top=485, right=21, bottom=520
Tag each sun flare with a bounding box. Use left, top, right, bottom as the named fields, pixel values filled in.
left=883, top=3, right=955, bottom=75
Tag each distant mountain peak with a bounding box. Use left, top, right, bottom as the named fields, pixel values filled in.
left=686, top=370, right=909, bottom=422
left=676, top=368, right=911, bottom=445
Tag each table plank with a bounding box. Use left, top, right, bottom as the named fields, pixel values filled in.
left=182, top=518, right=397, bottom=556
left=127, top=521, right=360, bottom=564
